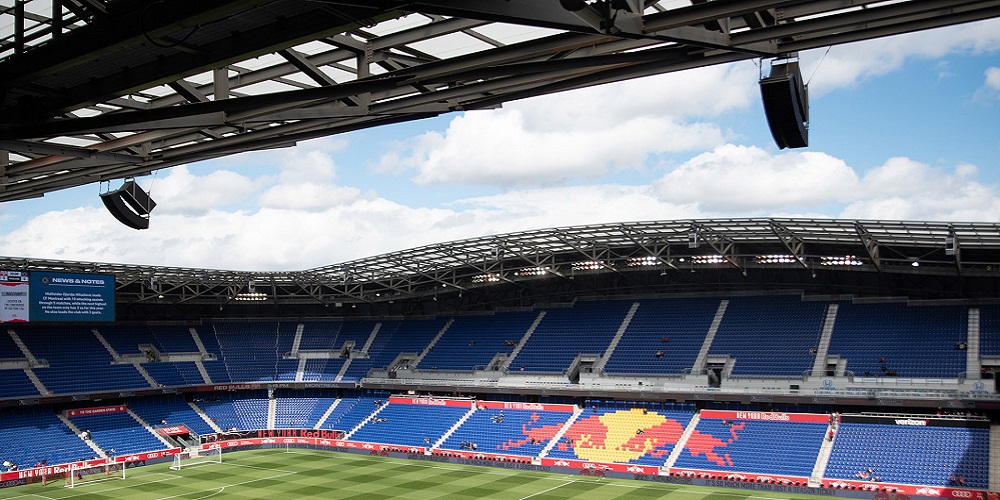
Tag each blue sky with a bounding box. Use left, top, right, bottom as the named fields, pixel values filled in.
left=1, top=19, right=999, bottom=271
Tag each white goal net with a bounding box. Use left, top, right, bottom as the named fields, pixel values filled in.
left=169, top=446, right=222, bottom=470
left=65, top=462, right=125, bottom=488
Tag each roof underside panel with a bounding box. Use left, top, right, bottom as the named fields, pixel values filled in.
left=1, top=0, right=998, bottom=202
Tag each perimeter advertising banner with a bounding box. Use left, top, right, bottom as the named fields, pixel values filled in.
left=0, top=271, right=30, bottom=322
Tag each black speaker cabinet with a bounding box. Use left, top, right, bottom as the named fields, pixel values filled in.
left=760, top=61, right=809, bottom=149
left=100, top=180, right=155, bottom=229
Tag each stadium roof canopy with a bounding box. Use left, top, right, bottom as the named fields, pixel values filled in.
left=2, top=0, right=1000, bottom=203
left=1, top=218, right=999, bottom=320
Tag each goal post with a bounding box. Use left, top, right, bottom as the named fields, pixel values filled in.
left=169, top=446, right=222, bottom=470
left=65, top=461, right=125, bottom=488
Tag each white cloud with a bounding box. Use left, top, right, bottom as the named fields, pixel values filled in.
left=144, top=165, right=262, bottom=216
left=3, top=148, right=1000, bottom=270
left=376, top=63, right=757, bottom=187
left=405, top=110, right=726, bottom=186
left=842, top=159, right=1000, bottom=221
left=975, top=66, right=1000, bottom=101
left=651, top=145, right=1000, bottom=222
left=653, top=145, right=859, bottom=212
left=256, top=142, right=363, bottom=211
left=987, top=67, right=1000, bottom=90
left=801, top=18, right=1000, bottom=96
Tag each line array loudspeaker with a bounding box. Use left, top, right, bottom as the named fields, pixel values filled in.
left=760, top=60, right=809, bottom=149
left=100, top=180, right=156, bottom=230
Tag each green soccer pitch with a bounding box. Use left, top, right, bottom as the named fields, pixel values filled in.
left=2, top=449, right=833, bottom=500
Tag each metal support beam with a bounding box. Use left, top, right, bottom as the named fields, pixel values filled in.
left=214, top=67, right=230, bottom=101
left=769, top=219, right=809, bottom=271
left=279, top=48, right=337, bottom=87
left=855, top=222, right=882, bottom=272
left=168, top=80, right=211, bottom=103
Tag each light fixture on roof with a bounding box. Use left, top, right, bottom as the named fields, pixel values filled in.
left=572, top=260, right=603, bottom=271
left=756, top=254, right=795, bottom=264
left=820, top=255, right=863, bottom=266
left=235, top=292, right=268, bottom=301
left=691, top=255, right=724, bottom=265
left=515, top=266, right=549, bottom=277
left=627, top=256, right=658, bottom=267
left=471, top=273, right=501, bottom=283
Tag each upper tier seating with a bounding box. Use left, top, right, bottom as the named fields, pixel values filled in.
left=709, top=296, right=827, bottom=377
left=298, top=320, right=377, bottom=381
left=0, top=330, right=39, bottom=397
left=0, top=370, right=40, bottom=398
left=419, top=312, right=538, bottom=371
left=0, top=297, right=994, bottom=401
left=141, top=361, right=205, bottom=387
left=212, top=322, right=297, bottom=382
left=825, top=421, right=990, bottom=489
left=978, top=305, right=1000, bottom=357
left=511, top=301, right=632, bottom=372
left=827, top=303, right=967, bottom=378
left=602, top=298, right=719, bottom=375
left=341, top=319, right=445, bottom=381
left=193, top=325, right=230, bottom=384
left=16, top=325, right=150, bottom=394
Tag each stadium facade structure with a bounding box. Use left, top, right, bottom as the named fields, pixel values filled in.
left=2, top=217, right=1000, bottom=409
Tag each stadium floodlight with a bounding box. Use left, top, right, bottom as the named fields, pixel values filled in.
left=627, top=256, right=658, bottom=267
left=471, top=273, right=502, bottom=283
left=65, top=462, right=125, bottom=488
left=572, top=260, right=604, bottom=271
left=691, top=255, right=725, bottom=265
left=235, top=292, right=268, bottom=301
left=756, top=254, right=796, bottom=264
left=515, top=266, right=550, bottom=277
left=820, top=255, right=863, bottom=266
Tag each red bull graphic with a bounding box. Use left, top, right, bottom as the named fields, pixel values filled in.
left=498, top=412, right=564, bottom=452
left=556, top=408, right=688, bottom=464
left=683, top=421, right=743, bottom=466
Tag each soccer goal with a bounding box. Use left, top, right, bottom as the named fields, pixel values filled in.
left=169, top=446, right=222, bottom=470
left=65, top=462, right=125, bottom=488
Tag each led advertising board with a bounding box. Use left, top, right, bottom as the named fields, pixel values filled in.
left=0, top=270, right=30, bottom=322
left=29, top=271, right=115, bottom=322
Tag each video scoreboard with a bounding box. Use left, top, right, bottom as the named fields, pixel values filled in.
left=1, top=270, right=115, bottom=322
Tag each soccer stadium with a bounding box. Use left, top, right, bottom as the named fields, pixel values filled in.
left=1, top=1, right=1000, bottom=499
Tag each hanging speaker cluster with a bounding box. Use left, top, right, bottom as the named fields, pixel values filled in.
left=100, top=180, right=156, bottom=230
left=760, top=58, right=809, bottom=149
